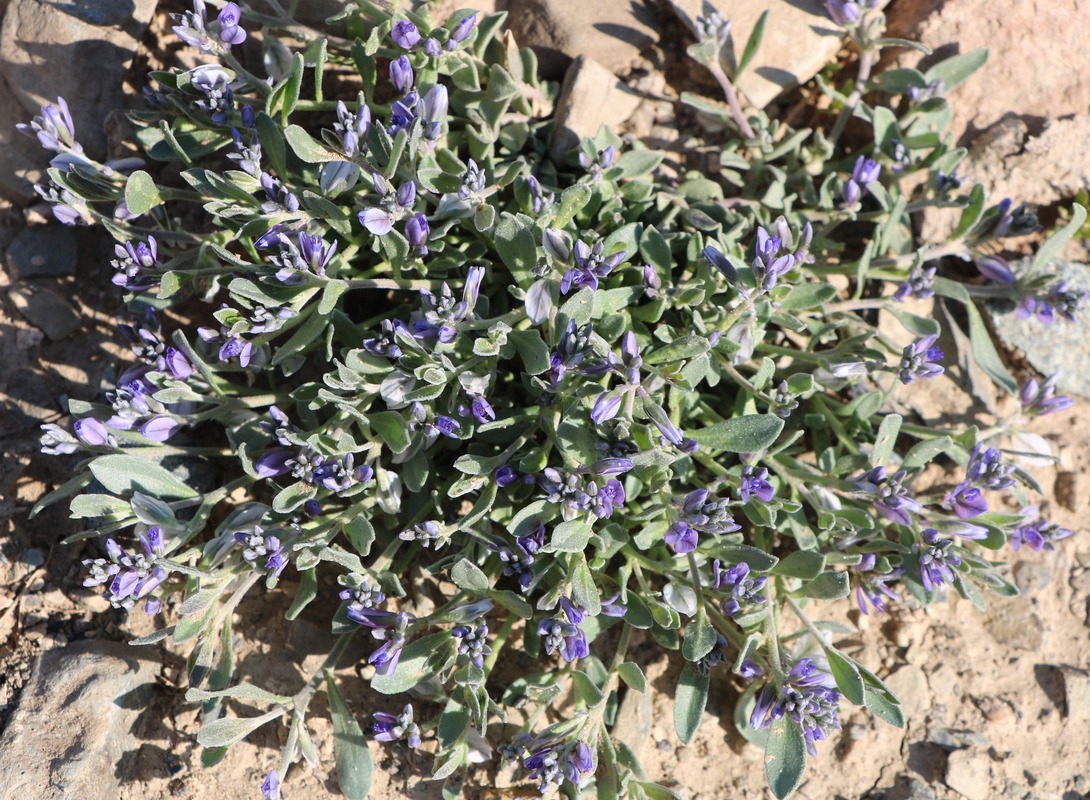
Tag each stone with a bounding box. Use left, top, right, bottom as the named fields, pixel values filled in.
left=670, top=0, right=872, bottom=109
left=990, top=259, right=1090, bottom=401
left=5, top=224, right=78, bottom=278
left=1060, top=667, right=1090, bottom=722
left=945, top=749, right=991, bottom=800
left=550, top=56, right=643, bottom=160
left=888, top=0, right=1090, bottom=142
left=926, top=727, right=988, bottom=751
left=1012, top=558, right=1052, bottom=593
left=507, top=0, right=661, bottom=80
left=0, top=75, right=46, bottom=205
left=981, top=597, right=1043, bottom=651
left=884, top=664, right=931, bottom=718
left=0, top=0, right=159, bottom=160
left=8, top=285, right=81, bottom=340
left=0, top=639, right=159, bottom=799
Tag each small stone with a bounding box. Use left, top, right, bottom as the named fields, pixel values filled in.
left=927, top=727, right=988, bottom=750
left=550, top=55, right=642, bottom=160
left=20, top=548, right=45, bottom=568
left=5, top=224, right=78, bottom=278
left=8, top=285, right=81, bottom=340
left=1012, top=559, right=1052, bottom=593
left=1053, top=470, right=1084, bottom=514
left=945, top=749, right=992, bottom=800
left=1060, top=667, right=1090, bottom=722
left=508, top=0, right=661, bottom=80
left=0, top=640, right=158, bottom=798
left=981, top=597, right=1043, bottom=651
left=885, top=665, right=931, bottom=718
left=902, top=776, right=938, bottom=800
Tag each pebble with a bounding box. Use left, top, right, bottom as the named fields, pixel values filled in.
left=885, top=665, right=932, bottom=718
left=1012, top=559, right=1052, bottom=593
left=945, top=749, right=992, bottom=800
left=1060, top=667, right=1090, bottom=722
left=550, top=55, right=642, bottom=161
left=20, top=547, right=45, bottom=568
left=927, top=727, right=988, bottom=750
left=5, top=224, right=77, bottom=278
left=8, top=285, right=81, bottom=340
left=981, top=598, right=1043, bottom=651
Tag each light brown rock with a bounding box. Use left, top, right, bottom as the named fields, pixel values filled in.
left=945, top=748, right=991, bottom=800
left=550, top=55, right=643, bottom=160
left=0, top=0, right=158, bottom=160
left=0, top=640, right=159, bottom=799
left=507, top=0, right=661, bottom=80
left=0, top=75, right=46, bottom=205
left=670, top=0, right=862, bottom=108
left=8, top=285, right=81, bottom=341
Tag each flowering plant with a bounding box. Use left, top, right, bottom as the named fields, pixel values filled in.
left=28, top=1, right=1084, bottom=798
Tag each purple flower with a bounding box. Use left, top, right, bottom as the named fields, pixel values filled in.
left=1019, top=373, right=1073, bottom=417
left=898, top=334, right=944, bottom=384
left=851, top=554, right=903, bottom=615
left=893, top=263, right=937, bottom=302
left=560, top=239, right=626, bottom=294
left=856, top=466, right=922, bottom=526
left=712, top=560, right=768, bottom=616
left=82, top=529, right=169, bottom=614
left=404, top=213, right=430, bottom=256
left=255, top=447, right=295, bottom=478
left=373, top=704, right=421, bottom=748
left=365, top=611, right=415, bottom=675
left=333, top=99, right=371, bottom=158
left=523, top=739, right=595, bottom=793
left=495, top=465, right=519, bottom=487
left=974, top=255, right=1017, bottom=284
left=590, top=391, right=623, bottom=424
left=261, top=769, right=280, bottom=800
left=825, top=0, right=862, bottom=25
left=966, top=445, right=1016, bottom=490
left=391, top=20, right=421, bottom=49
left=943, top=481, right=988, bottom=519
left=389, top=55, right=415, bottom=95
left=217, top=2, right=246, bottom=46
left=363, top=318, right=408, bottom=360
left=843, top=156, right=880, bottom=206
left=739, top=465, right=775, bottom=504
left=140, top=415, right=181, bottom=443
left=17, top=96, right=80, bottom=153
left=601, top=592, right=627, bottom=617
left=751, top=658, right=841, bottom=756
left=452, top=623, right=492, bottom=668
left=74, top=417, right=112, bottom=447
left=446, top=13, right=477, bottom=48
left=917, top=529, right=961, bottom=591
left=665, top=521, right=698, bottom=554
left=1011, top=507, right=1074, bottom=552
left=424, top=37, right=442, bottom=57
left=468, top=395, right=495, bottom=424
left=111, top=236, right=159, bottom=291
left=737, top=659, right=765, bottom=680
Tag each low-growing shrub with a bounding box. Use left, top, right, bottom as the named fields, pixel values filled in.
left=28, top=1, right=1084, bottom=797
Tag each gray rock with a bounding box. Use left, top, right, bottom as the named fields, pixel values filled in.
left=0, top=75, right=46, bottom=205
left=8, top=285, right=81, bottom=340
left=5, top=224, right=78, bottom=278
left=0, top=0, right=158, bottom=160
left=669, top=0, right=872, bottom=108
left=981, top=596, right=1043, bottom=651
left=550, top=55, right=643, bottom=160
left=0, top=639, right=159, bottom=799
left=1060, top=667, right=1090, bottom=722
left=926, top=727, right=988, bottom=750
left=884, top=664, right=931, bottom=718
left=1012, top=558, right=1052, bottom=593
left=508, top=0, right=661, bottom=80
left=990, top=259, right=1090, bottom=400
left=945, top=748, right=992, bottom=800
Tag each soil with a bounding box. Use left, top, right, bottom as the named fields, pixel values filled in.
left=1, top=3, right=1089, bottom=800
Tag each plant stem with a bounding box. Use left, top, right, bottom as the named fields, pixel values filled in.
left=830, top=48, right=875, bottom=143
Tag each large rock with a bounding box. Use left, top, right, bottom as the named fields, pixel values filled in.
left=508, top=0, right=661, bottom=80
left=550, top=55, right=643, bottom=160
left=0, top=639, right=159, bottom=799
left=887, top=0, right=1090, bottom=143
left=669, top=0, right=861, bottom=108
left=0, top=75, right=46, bottom=205
left=990, top=259, right=1090, bottom=400
left=0, top=0, right=159, bottom=161
left=5, top=223, right=78, bottom=279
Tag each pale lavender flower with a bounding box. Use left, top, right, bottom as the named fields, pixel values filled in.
left=893, top=263, right=937, bottom=302
left=560, top=239, right=626, bottom=294
left=713, top=560, right=768, bottom=616
left=17, top=96, right=81, bottom=153
left=916, top=529, right=961, bottom=591
left=1011, top=506, right=1074, bottom=552
left=825, top=0, right=862, bottom=25
left=389, top=56, right=415, bottom=95
left=1019, top=373, right=1073, bottom=417
left=452, top=623, right=492, bottom=668
left=445, top=13, right=477, bottom=49
left=405, top=213, right=430, bottom=256
left=82, top=529, right=169, bottom=613
left=966, top=445, right=1016, bottom=490
left=851, top=554, right=902, bottom=614
left=391, top=20, right=421, bottom=50
left=217, top=2, right=246, bottom=46
left=856, top=466, right=922, bottom=526
left=843, top=156, right=880, bottom=206
left=261, top=769, right=280, bottom=800
left=751, top=658, right=841, bottom=756
left=373, top=704, right=422, bottom=748
left=897, top=334, right=944, bottom=384
left=739, top=465, right=775, bottom=504
left=974, top=255, right=1016, bottom=284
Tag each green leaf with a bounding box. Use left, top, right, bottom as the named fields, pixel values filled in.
left=736, top=10, right=769, bottom=76
left=371, top=632, right=449, bottom=694
left=764, top=716, right=807, bottom=799
left=869, top=67, right=928, bottom=95
left=451, top=558, right=490, bottom=595
left=368, top=410, right=411, bottom=453
left=342, top=514, right=376, bottom=558
left=70, top=493, right=131, bottom=519
left=326, top=675, right=373, bottom=800
left=254, top=112, right=288, bottom=176
left=925, top=48, right=988, bottom=91
left=772, top=551, right=826, bottom=580
left=965, top=301, right=1017, bottom=394
left=673, top=662, right=709, bottom=744
left=618, top=661, right=648, bottom=693
left=543, top=519, right=593, bottom=553
left=795, top=571, right=850, bottom=600
left=856, top=662, right=905, bottom=727
left=124, top=170, right=162, bottom=215
left=825, top=649, right=865, bottom=705
left=509, top=329, right=550, bottom=374
left=779, top=282, right=837, bottom=310
left=490, top=589, right=533, bottom=619
left=89, top=455, right=199, bottom=499
left=286, top=568, right=318, bottom=621
left=614, top=149, right=664, bottom=179
left=951, top=183, right=986, bottom=240
left=284, top=124, right=344, bottom=163
left=570, top=554, right=601, bottom=615
left=902, top=436, right=953, bottom=470
left=494, top=214, right=537, bottom=284
left=196, top=709, right=283, bottom=748
left=690, top=415, right=784, bottom=453
left=681, top=613, right=717, bottom=663
left=644, top=336, right=711, bottom=365
left=872, top=413, right=901, bottom=466
left=1032, top=203, right=1086, bottom=275
left=185, top=684, right=292, bottom=705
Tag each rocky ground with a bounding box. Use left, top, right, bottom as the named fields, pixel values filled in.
left=1, top=1, right=1089, bottom=799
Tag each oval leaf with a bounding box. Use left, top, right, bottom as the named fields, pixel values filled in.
left=689, top=415, right=784, bottom=454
